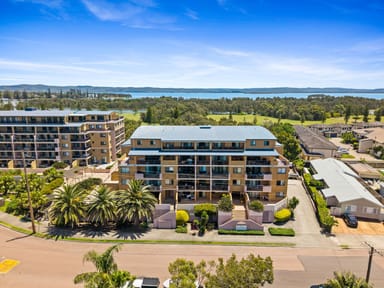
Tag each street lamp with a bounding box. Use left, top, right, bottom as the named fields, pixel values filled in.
left=21, top=151, right=36, bottom=234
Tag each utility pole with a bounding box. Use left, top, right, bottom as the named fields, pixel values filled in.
left=22, top=151, right=36, bottom=234
left=364, top=242, right=383, bottom=284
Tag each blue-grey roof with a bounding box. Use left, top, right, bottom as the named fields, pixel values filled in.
left=311, top=158, right=382, bottom=207
left=0, top=110, right=115, bottom=117
left=130, top=126, right=277, bottom=141
left=128, top=149, right=279, bottom=157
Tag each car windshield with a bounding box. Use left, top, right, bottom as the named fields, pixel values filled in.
left=348, top=215, right=357, bottom=221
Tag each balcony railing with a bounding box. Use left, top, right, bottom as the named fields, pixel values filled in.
left=246, top=173, right=273, bottom=180
left=246, top=160, right=271, bottom=165
left=178, top=173, right=195, bottom=179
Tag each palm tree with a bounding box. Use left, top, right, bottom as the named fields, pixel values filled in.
left=48, top=184, right=87, bottom=228
left=115, top=179, right=157, bottom=226
left=86, top=185, right=117, bottom=226
left=74, top=244, right=134, bottom=288
left=325, top=271, right=372, bottom=288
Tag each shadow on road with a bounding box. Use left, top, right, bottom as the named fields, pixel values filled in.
left=6, top=233, right=34, bottom=242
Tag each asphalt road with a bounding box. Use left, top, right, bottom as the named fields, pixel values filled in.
left=1, top=226, right=384, bottom=288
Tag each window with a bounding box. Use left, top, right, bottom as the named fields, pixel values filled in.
left=137, top=140, right=142, bottom=145
left=163, top=155, right=175, bottom=161
left=100, top=141, right=106, bottom=146
left=96, top=124, right=102, bottom=129
left=363, top=207, right=378, bottom=214
left=121, top=179, right=129, bottom=185
left=276, top=192, right=285, bottom=198
left=165, top=166, right=174, bottom=173
left=165, top=179, right=174, bottom=185
left=232, top=179, right=241, bottom=185
left=233, top=167, right=242, bottom=174
left=100, top=133, right=106, bottom=138
left=150, top=140, right=156, bottom=145
left=264, top=140, right=270, bottom=146
left=345, top=205, right=357, bottom=212
left=61, top=135, right=68, bottom=140
left=276, top=180, right=285, bottom=186
left=277, top=168, right=286, bottom=174
left=62, top=143, right=69, bottom=148
left=121, top=167, right=130, bottom=173
left=250, top=140, right=256, bottom=146
left=62, top=152, right=69, bottom=156
left=101, top=149, right=108, bottom=153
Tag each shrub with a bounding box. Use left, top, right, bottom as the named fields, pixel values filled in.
left=268, top=227, right=295, bottom=236
left=176, top=210, right=190, bottom=226
left=77, top=178, right=102, bottom=191
left=218, top=229, right=265, bottom=235
left=41, top=178, right=64, bottom=195
left=274, top=208, right=292, bottom=223
left=194, top=203, right=217, bottom=217
left=249, top=200, right=264, bottom=212
left=52, top=161, right=68, bottom=169
left=175, top=226, right=187, bottom=233
left=217, top=194, right=233, bottom=212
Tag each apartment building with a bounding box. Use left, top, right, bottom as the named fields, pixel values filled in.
left=119, top=126, right=289, bottom=204
left=0, top=110, right=125, bottom=168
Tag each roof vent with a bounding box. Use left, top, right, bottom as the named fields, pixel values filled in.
left=200, top=126, right=211, bottom=129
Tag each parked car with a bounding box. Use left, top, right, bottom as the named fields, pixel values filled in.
left=342, top=213, right=358, bottom=228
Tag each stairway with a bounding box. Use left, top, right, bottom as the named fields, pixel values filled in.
left=232, top=205, right=247, bottom=220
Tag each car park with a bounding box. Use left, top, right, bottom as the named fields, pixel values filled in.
left=342, top=213, right=358, bottom=228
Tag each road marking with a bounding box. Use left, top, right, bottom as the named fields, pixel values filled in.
left=0, top=259, right=20, bottom=273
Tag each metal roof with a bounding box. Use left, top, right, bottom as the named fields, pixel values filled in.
left=311, top=158, right=382, bottom=207
left=130, top=126, right=276, bottom=141
left=0, top=110, right=114, bottom=117
left=294, top=125, right=338, bottom=150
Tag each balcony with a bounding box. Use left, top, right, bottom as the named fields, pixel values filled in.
left=212, top=184, right=228, bottom=191
left=178, top=173, right=195, bottom=179
left=246, top=173, right=272, bottom=180
left=246, top=185, right=263, bottom=192
left=246, top=160, right=271, bottom=166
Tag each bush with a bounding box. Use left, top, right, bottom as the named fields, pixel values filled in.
left=52, top=161, right=68, bottom=169
left=175, top=226, right=187, bottom=233
left=249, top=200, right=264, bottom=212
left=268, top=227, right=295, bottom=236
left=77, top=178, right=102, bottom=191
left=217, top=194, right=233, bottom=212
left=274, top=208, right=292, bottom=223
left=218, top=229, right=265, bottom=235
left=41, top=178, right=64, bottom=195
left=176, top=210, right=190, bottom=226
left=194, top=203, right=217, bottom=217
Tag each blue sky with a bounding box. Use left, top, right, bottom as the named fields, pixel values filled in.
left=1, top=0, right=384, bottom=88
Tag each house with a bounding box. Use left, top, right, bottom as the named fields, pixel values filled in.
left=123, top=277, right=160, bottom=288
left=294, top=125, right=338, bottom=160
left=352, top=127, right=384, bottom=154
left=0, top=110, right=125, bottom=168
left=310, top=158, right=383, bottom=221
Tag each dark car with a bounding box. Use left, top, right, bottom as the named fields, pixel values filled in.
left=343, top=213, right=358, bottom=228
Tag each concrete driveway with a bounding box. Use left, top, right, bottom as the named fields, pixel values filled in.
left=329, top=137, right=378, bottom=161
left=333, top=217, right=384, bottom=235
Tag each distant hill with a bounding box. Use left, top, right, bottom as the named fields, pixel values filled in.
left=0, top=84, right=384, bottom=94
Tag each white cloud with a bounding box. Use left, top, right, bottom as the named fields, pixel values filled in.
left=185, top=8, right=199, bottom=20
left=81, top=0, right=142, bottom=21
left=14, top=0, right=63, bottom=9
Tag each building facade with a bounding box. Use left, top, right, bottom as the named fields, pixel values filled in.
left=0, top=110, right=125, bottom=168
left=119, top=126, right=289, bottom=205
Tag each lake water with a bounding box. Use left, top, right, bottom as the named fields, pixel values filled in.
left=128, top=92, right=384, bottom=99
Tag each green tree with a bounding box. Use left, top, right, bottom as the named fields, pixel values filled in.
left=49, top=184, right=87, bottom=228
left=324, top=271, right=372, bottom=288
left=115, top=179, right=157, bottom=226
left=168, top=258, right=198, bottom=288
left=374, top=108, right=382, bottom=122
left=217, top=194, right=233, bottom=212
left=86, top=185, right=117, bottom=226
left=288, top=196, right=300, bottom=218
left=0, top=175, right=16, bottom=196
left=363, top=105, right=369, bottom=122
left=74, top=244, right=134, bottom=288
left=249, top=200, right=264, bottom=212
left=43, top=167, right=63, bottom=183
left=205, top=253, right=273, bottom=288
left=344, top=105, right=351, bottom=124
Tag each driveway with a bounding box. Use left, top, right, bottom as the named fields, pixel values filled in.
left=333, top=217, right=384, bottom=235
left=329, top=138, right=378, bottom=161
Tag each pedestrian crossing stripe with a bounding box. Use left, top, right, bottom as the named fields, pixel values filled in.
left=0, top=259, right=20, bottom=273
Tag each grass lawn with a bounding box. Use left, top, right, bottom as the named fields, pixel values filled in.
left=340, top=154, right=355, bottom=159
left=121, top=113, right=141, bottom=121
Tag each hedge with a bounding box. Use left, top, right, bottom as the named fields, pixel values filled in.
left=218, top=229, right=265, bottom=235
left=175, top=226, right=188, bottom=233
left=274, top=208, right=291, bottom=222
left=268, top=227, right=295, bottom=236
left=194, top=203, right=217, bottom=217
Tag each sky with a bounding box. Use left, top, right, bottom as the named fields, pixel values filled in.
left=0, top=0, right=384, bottom=88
